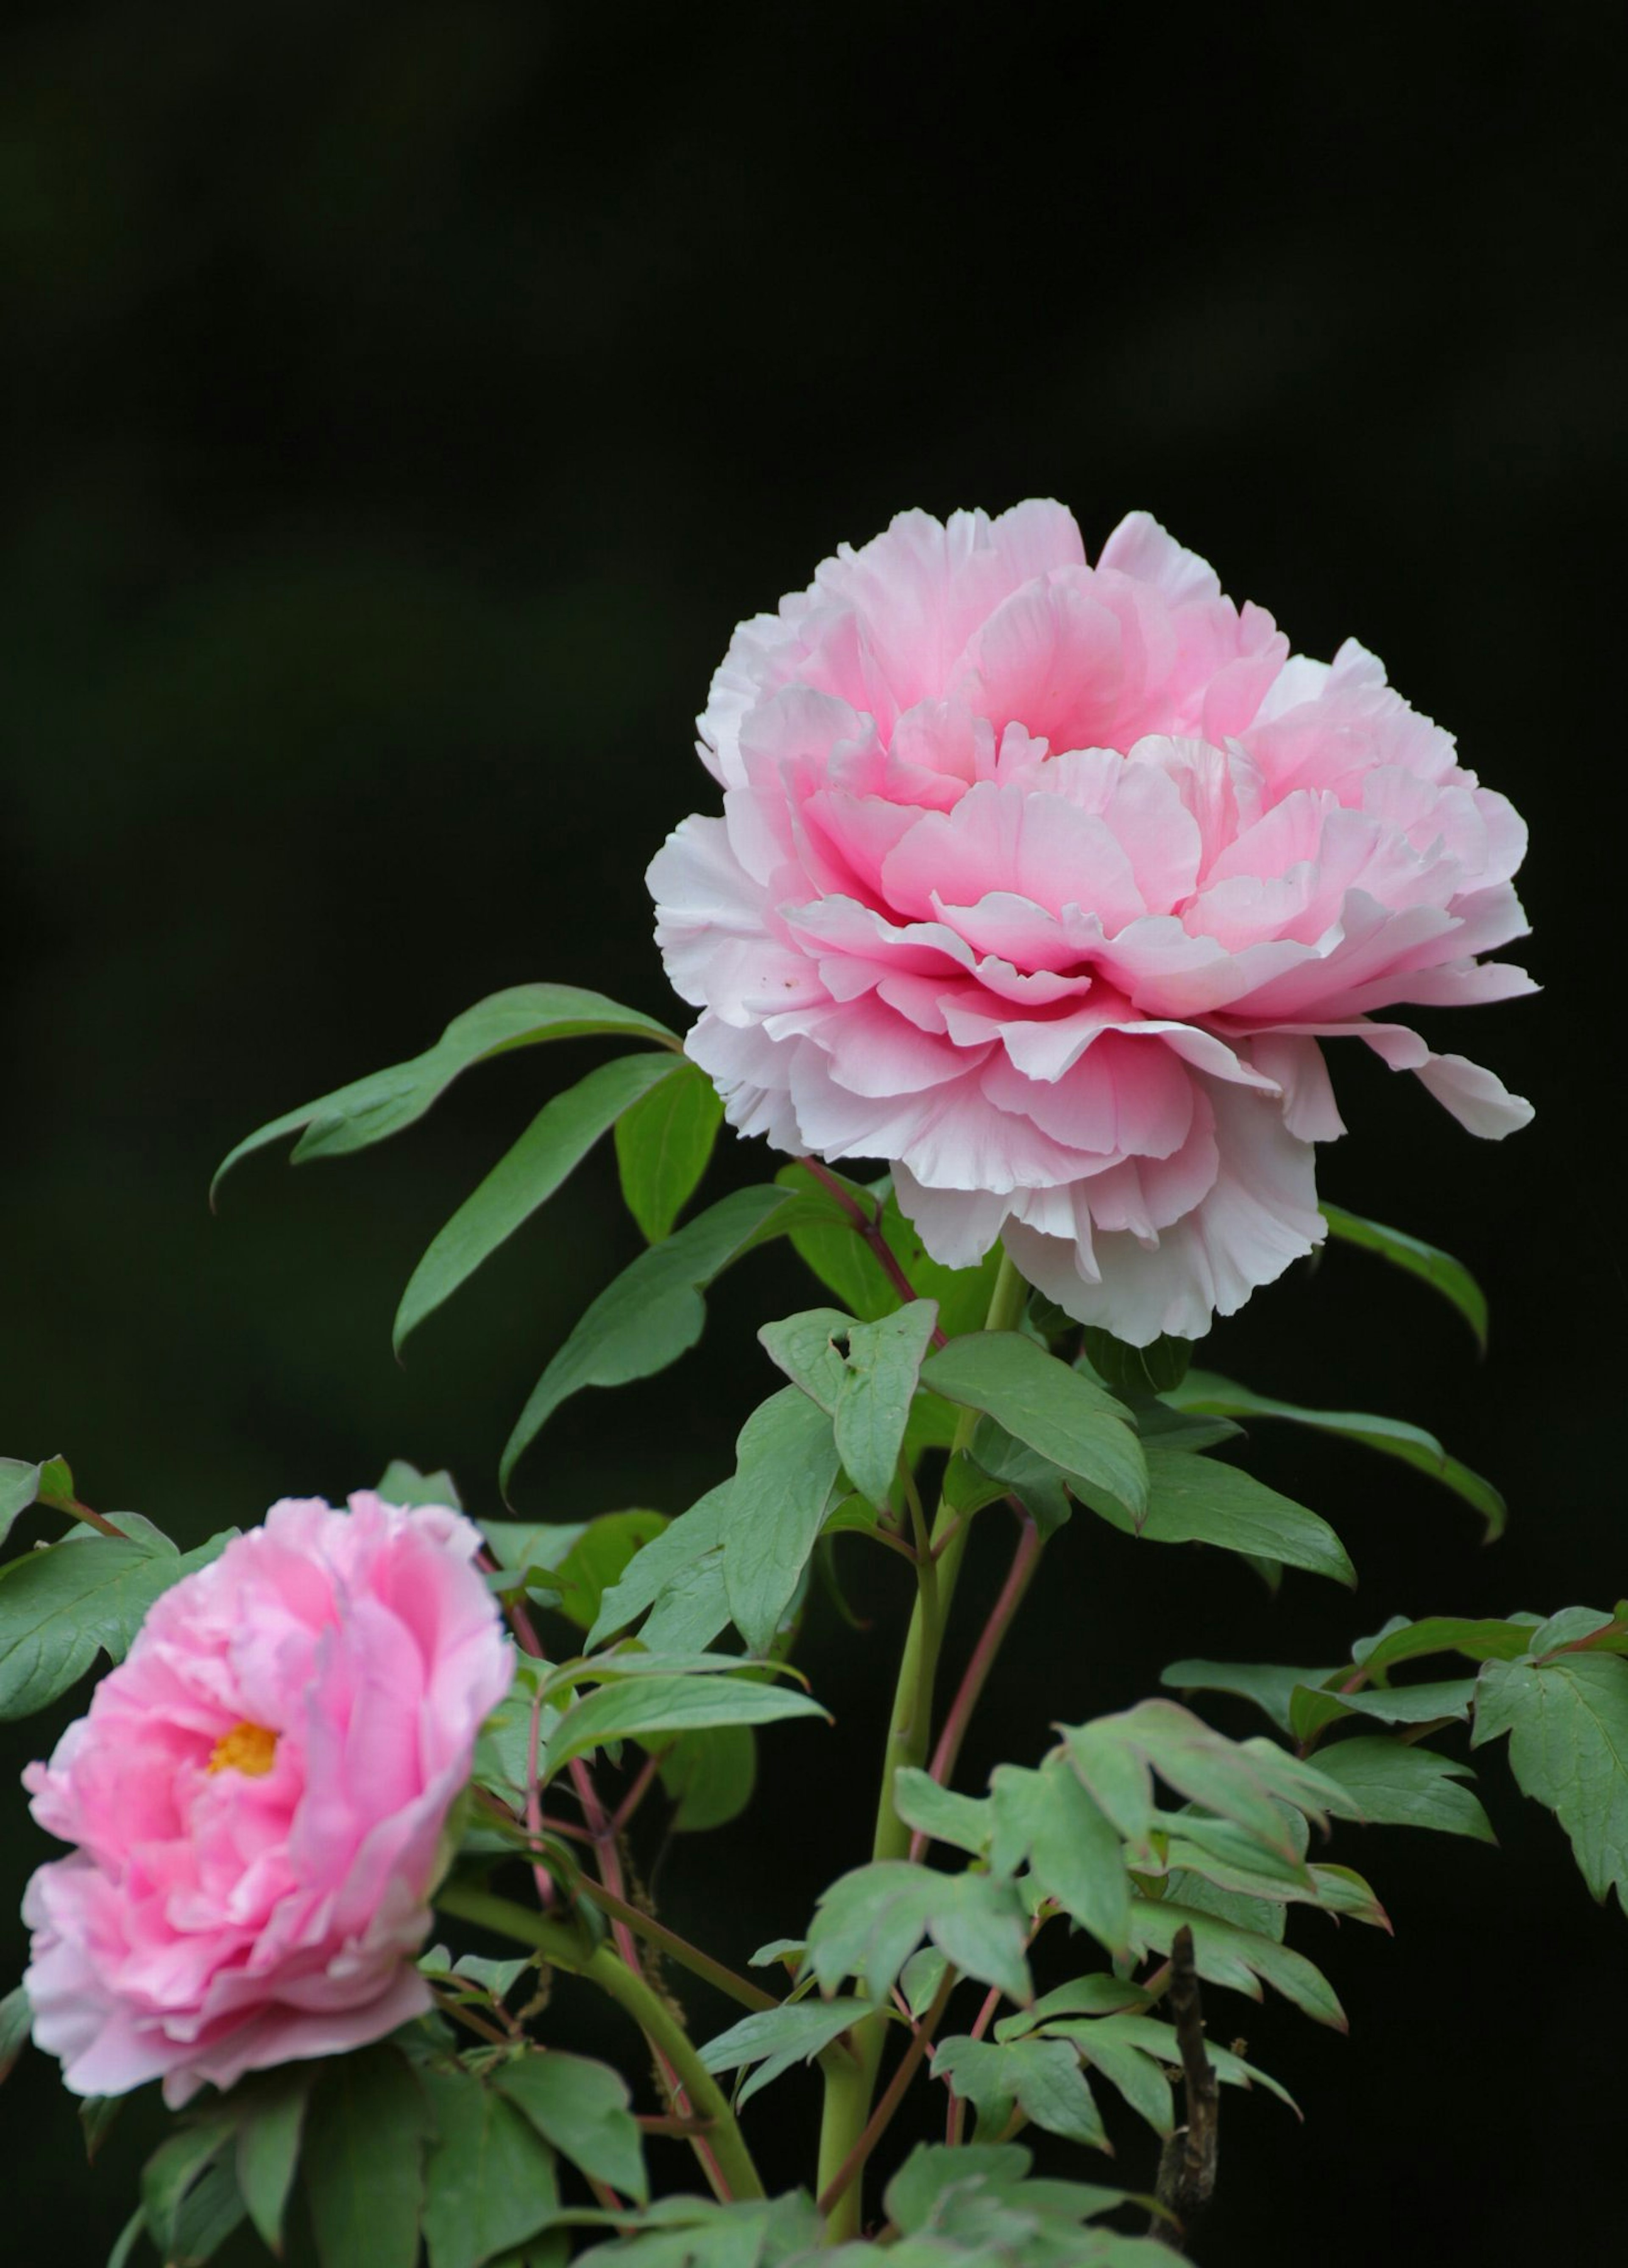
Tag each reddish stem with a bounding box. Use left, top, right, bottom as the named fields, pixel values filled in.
left=802, top=1160, right=946, bottom=1343
left=818, top=1967, right=956, bottom=2219
left=943, top=1980, right=1005, bottom=2145
left=912, top=1509, right=1042, bottom=1860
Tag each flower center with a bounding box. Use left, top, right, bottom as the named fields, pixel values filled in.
left=207, top=1721, right=279, bottom=1778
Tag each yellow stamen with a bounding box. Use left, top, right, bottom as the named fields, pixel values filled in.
left=207, top=1722, right=278, bottom=1778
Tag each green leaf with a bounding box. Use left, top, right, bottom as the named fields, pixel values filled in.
left=588, top=1484, right=733, bottom=1656
left=547, top=1671, right=825, bottom=1776
left=920, top=1332, right=1146, bottom=1526
left=396, top=1053, right=683, bottom=1352
left=496, top=2050, right=647, bottom=2202
left=215, top=984, right=678, bottom=1197
left=698, top=1998, right=870, bottom=2109
left=900, top=1947, right=951, bottom=2019
left=234, top=2068, right=312, bottom=2257
left=892, top=1767, right=993, bottom=1858
left=758, top=1306, right=857, bottom=1414
left=303, top=2045, right=434, bottom=2268
left=720, top=1387, right=843, bottom=1653
left=0, top=1454, right=77, bottom=1548
left=377, top=1460, right=463, bottom=1510
left=1525, top=1605, right=1628, bottom=1658
left=833, top=1301, right=941, bottom=1507
left=1166, top=1371, right=1505, bottom=1538
left=988, top=1757, right=1132, bottom=1959
left=615, top=1059, right=725, bottom=1243
left=421, top=2070, right=560, bottom=2268
left=1062, top=1700, right=1342, bottom=1858
left=1161, top=1658, right=1336, bottom=1736
left=1128, top=1900, right=1347, bottom=2028
left=806, top=1862, right=1031, bottom=2005
left=571, top=2194, right=823, bottom=2268
left=106, top=2207, right=145, bottom=2268
left=1472, top=1653, right=1628, bottom=1906
left=1090, top=1447, right=1354, bottom=1587
left=79, top=2097, right=124, bottom=2167
left=1080, top=1330, right=1192, bottom=1397
left=1033, top=2012, right=1300, bottom=2124
left=933, top=2033, right=1107, bottom=2148
left=961, top=1422, right=1074, bottom=1538
left=1310, top=1737, right=1495, bottom=1841
left=501, top=1186, right=801, bottom=1490
left=1352, top=1615, right=1537, bottom=1675
left=528, top=1512, right=668, bottom=1630
left=882, top=2142, right=1137, bottom=2248
left=140, top=2123, right=236, bottom=2262
left=0, top=1983, right=30, bottom=2083
left=170, top=2157, right=247, bottom=2265
left=1320, top=1203, right=1488, bottom=1349
left=1288, top=1677, right=1477, bottom=1745
left=0, top=1527, right=234, bottom=1719
left=659, top=1723, right=757, bottom=1831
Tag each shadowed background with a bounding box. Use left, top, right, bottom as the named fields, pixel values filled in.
left=2, top=3, right=1623, bottom=2260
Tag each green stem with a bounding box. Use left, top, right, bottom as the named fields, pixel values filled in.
left=817, top=1250, right=1029, bottom=2242
left=435, top=1880, right=766, bottom=2204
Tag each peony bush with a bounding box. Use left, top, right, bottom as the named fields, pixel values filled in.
left=2, top=502, right=1620, bottom=2268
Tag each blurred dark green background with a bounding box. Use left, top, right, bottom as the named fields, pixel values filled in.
left=2, top=3, right=1622, bottom=2261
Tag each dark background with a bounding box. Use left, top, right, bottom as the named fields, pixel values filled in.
left=2, top=3, right=1623, bottom=2260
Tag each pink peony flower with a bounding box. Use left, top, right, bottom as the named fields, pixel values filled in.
left=650, top=503, right=1533, bottom=1342
left=22, top=1492, right=514, bottom=2104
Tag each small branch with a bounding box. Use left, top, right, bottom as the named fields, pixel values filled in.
left=60, top=1496, right=130, bottom=1541
left=818, top=1966, right=956, bottom=2223
left=914, top=1507, right=1043, bottom=1854
left=574, top=1878, right=778, bottom=2013
left=1150, top=1923, right=1219, bottom=2253
left=433, top=1881, right=765, bottom=2206
left=802, top=1159, right=945, bottom=1339
left=610, top=1748, right=668, bottom=1838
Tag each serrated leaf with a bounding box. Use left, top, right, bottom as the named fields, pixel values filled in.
left=234, top=2067, right=312, bottom=2256
left=303, top=2045, right=434, bottom=2268
left=698, top=1998, right=869, bottom=2109
left=832, top=1302, right=941, bottom=1507
left=988, top=1757, right=1132, bottom=1958
left=546, top=1671, right=824, bottom=1775
left=496, top=2050, right=647, bottom=2201
left=421, top=2070, right=560, bottom=2268
left=807, top=1862, right=1031, bottom=2005
left=1063, top=1700, right=1340, bottom=1859
left=934, top=2033, right=1108, bottom=2147
left=1319, top=1203, right=1488, bottom=1349
left=659, top=1723, right=757, bottom=1831
left=615, top=1058, right=725, bottom=1243
left=501, top=1186, right=801, bottom=1490
left=215, top=984, right=678, bottom=1197
left=1161, top=1659, right=1336, bottom=1736
left=1040, top=2012, right=1300, bottom=2122
left=0, top=1527, right=234, bottom=1719
left=893, top=1767, right=992, bottom=1858
left=1310, top=1737, right=1494, bottom=1840
left=1128, top=1900, right=1346, bottom=2028
left=1166, top=1371, right=1505, bottom=1538
left=397, top=1052, right=682, bottom=1351
left=920, top=1332, right=1146, bottom=1526
left=1353, top=1615, right=1536, bottom=1675
left=1472, top=1653, right=1628, bottom=1906
left=719, top=1388, right=842, bottom=1653
left=1090, top=1448, right=1354, bottom=1587
left=1289, top=1677, right=1477, bottom=1745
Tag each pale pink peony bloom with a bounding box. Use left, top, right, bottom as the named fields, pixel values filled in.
left=650, top=503, right=1533, bottom=1342
left=22, top=1492, right=514, bottom=2104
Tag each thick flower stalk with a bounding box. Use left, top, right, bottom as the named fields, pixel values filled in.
left=22, top=1491, right=515, bottom=2104
left=651, top=503, right=1532, bottom=1341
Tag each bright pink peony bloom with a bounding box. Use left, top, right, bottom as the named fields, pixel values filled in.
left=22, top=1492, right=513, bottom=2104
left=650, top=503, right=1533, bottom=1341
